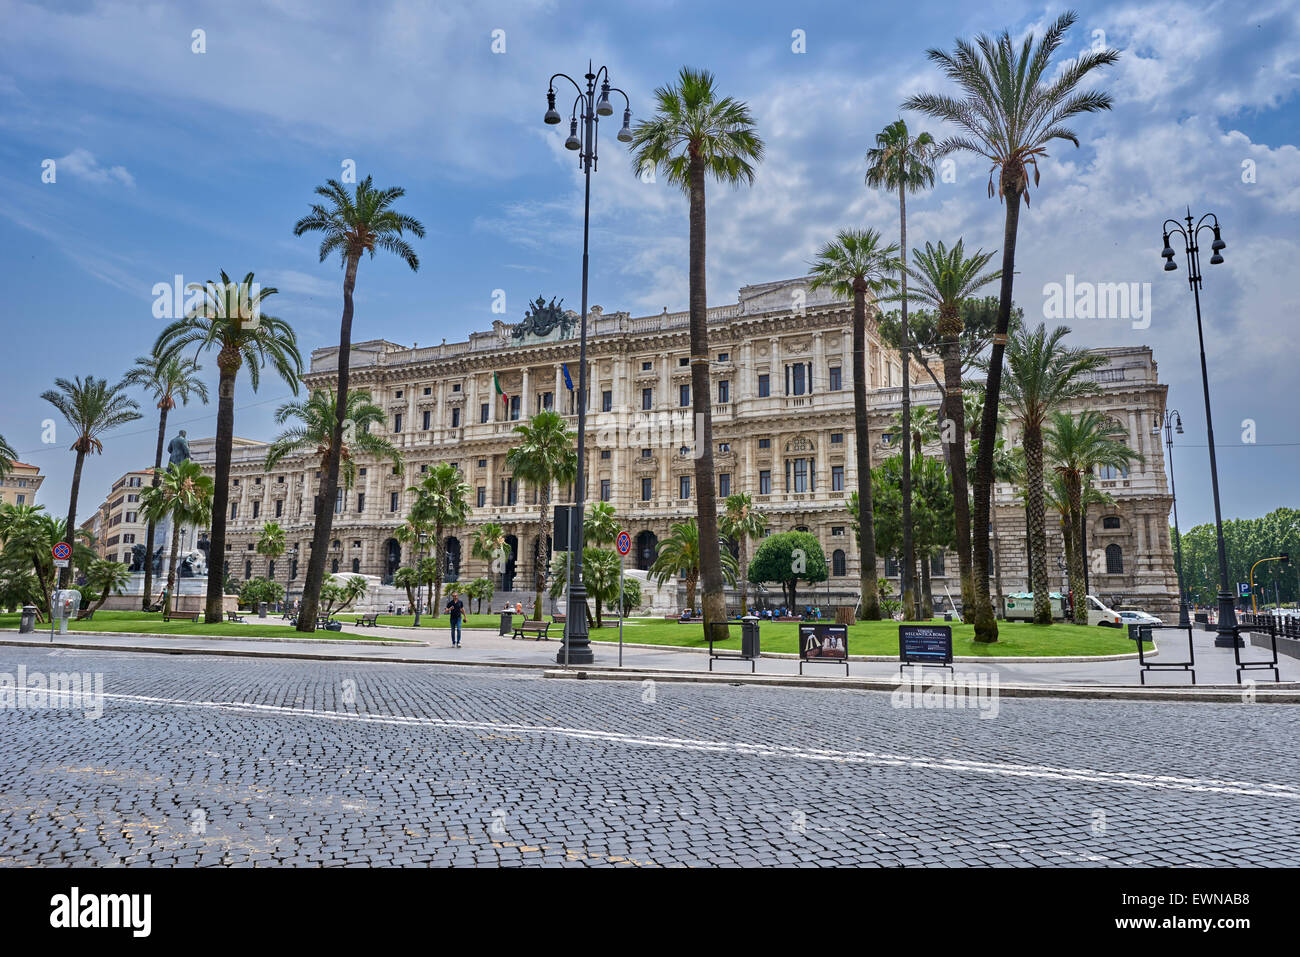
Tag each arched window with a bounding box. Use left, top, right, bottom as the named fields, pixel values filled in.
left=635, top=530, right=658, bottom=571
left=445, top=537, right=462, bottom=583
left=1105, top=544, right=1123, bottom=574
left=1102, top=515, right=1121, bottom=529
left=331, top=558, right=339, bottom=574
left=832, top=549, right=846, bottom=577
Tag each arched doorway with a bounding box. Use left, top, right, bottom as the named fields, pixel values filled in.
left=503, top=534, right=518, bottom=591
left=384, top=538, right=402, bottom=583
left=636, top=530, right=658, bottom=571
left=444, top=536, right=462, bottom=583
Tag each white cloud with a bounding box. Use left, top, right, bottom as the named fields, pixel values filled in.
left=54, top=148, right=135, bottom=188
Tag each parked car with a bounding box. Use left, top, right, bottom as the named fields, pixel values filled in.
left=1118, top=609, right=1164, bottom=627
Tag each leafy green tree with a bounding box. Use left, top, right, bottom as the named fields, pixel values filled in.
left=139, top=460, right=215, bottom=615
left=808, top=228, right=900, bottom=620
left=631, top=66, right=764, bottom=639
left=237, top=577, right=286, bottom=609
left=123, top=351, right=208, bottom=609
left=906, top=10, right=1119, bottom=642
left=294, top=176, right=424, bottom=637
left=155, top=271, right=301, bottom=622
left=747, top=531, right=828, bottom=611
left=77, top=559, right=131, bottom=619
left=719, top=492, right=767, bottom=612
left=615, top=574, right=642, bottom=618
left=505, top=411, right=576, bottom=619
left=41, top=374, right=142, bottom=587
left=870, top=454, right=955, bottom=619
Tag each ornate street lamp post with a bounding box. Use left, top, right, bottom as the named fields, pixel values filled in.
left=413, top=531, right=428, bottom=627
left=1153, top=409, right=1191, bottom=626
left=543, top=62, right=632, bottom=666
left=1160, top=209, right=1238, bottom=646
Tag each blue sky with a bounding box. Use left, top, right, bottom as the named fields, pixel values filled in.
left=1, top=0, right=1297, bottom=529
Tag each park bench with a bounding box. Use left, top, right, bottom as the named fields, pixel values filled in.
left=706, top=620, right=754, bottom=673
left=357, top=613, right=379, bottom=627
left=227, top=611, right=246, bottom=623
left=512, top=619, right=552, bottom=641
left=162, top=610, right=199, bottom=622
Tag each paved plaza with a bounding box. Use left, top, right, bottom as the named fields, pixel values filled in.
left=1, top=644, right=1297, bottom=867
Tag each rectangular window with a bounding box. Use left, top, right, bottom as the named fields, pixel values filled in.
left=602, top=390, right=612, bottom=412
left=718, top=380, right=730, bottom=403
left=758, top=374, right=770, bottom=397
left=679, top=384, right=690, bottom=407
left=422, top=410, right=431, bottom=430
left=679, top=357, right=689, bottom=367
left=600, top=479, right=611, bottom=502
left=230, top=503, right=238, bottom=520
left=335, top=489, right=343, bottom=514
left=829, top=367, right=842, bottom=391
left=718, top=352, right=729, bottom=362
left=832, top=465, right=844, bottom=491
left=600, top=449, right=611, bottom=460
left=641, top=448, right=652, bottom=458
left=787, top=363, right=809, bottom=396
left=758, top=437, right=770, bottom=450
left=718, top=473, right=731, bottom=498
left=718, top=442, right=730, bottom=453
left=252, top=501, right=260, bottom=519
left=641, top=477, right=653, bottom=501
left=477, top=487, right=486, bottom=508
left=759, top=470, right=771, bottom=495
left=509, top=396, right=521, bottom=420
left=642, top=388, right=653, bottom=411
left=679, top=476, right=691, bottom=499
left=791, top=458, right=809, bottom=493
left=480, top=403, right=489, bottom=423
left=451, top=407, right=461, bottom=428
left=390, top=492, right=399, bottom=512
left=357, top=493, right=365, bottom=513
left=831, top=432, right=843, bottom=444
left=394, top=413, right=403, bottom=433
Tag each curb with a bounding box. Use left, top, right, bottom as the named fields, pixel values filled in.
left=4, top=629, right=425, bottom=648
left=540, top=667, right=1300, bottom=703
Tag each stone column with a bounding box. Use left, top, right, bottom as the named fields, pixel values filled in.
left=521, top=367, right=530, bottom=418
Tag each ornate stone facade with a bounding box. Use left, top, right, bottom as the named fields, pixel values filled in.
left=197, top=277, right=1179, bottom=617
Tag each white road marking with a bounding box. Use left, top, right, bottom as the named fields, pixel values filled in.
left=93, top=691, right=1300, bottom=801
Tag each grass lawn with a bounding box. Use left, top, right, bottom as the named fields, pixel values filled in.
left=580, top=616, right=1149, bottom=657
left=335, top=613, right=482, bottom=630
left=0, top=610, right=413, bottom=642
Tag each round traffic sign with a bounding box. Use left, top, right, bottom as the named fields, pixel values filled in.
left=52, top=542, right=71, bottom=561
left=616, top=531, right=631, bottom=556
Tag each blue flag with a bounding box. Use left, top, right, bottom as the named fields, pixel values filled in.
left=562, top=363, right=574, bottom=391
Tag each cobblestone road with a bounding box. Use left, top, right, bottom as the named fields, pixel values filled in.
left=1, top=646, right=1297, bottom=866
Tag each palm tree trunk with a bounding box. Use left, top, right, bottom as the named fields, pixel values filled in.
left=299, top=252, right=361, bottom=632
left=534, top=491, right=549, bottom=620
left=141, top=405, right=168, bottom=609
left=971, top=180, right=1023, bottom=642
left=853, top=284, right=880, bottom=619
left=206, top=360, right=238, bottom=623
left=166, top=517, right=181, bottom=616
left=939, top=307, right=974, bottom=622
left=738, top=538, right=748, bottom=611
left=920, top=552, right=933, bottom=619
left=898, top=182, right=916, bottom=625
left=992, top=518, right=1005, bottom=618
left=60, top=449, right=86, bottom=589
left=1025, top=423, right=1052, bottom=625
left=686, top=157, right=727, bottom=638
left=685, top=573, right=697, bottom=615
left=1067, top=477, right=1088, bottom=625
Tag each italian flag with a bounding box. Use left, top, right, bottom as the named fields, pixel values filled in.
left=493, top=372, right=508, bottom=407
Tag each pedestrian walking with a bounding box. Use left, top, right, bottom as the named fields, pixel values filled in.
left=445, top=591, right=465, bottom=647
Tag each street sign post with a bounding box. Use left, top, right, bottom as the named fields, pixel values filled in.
left=616, top=530, right=631, bottom=666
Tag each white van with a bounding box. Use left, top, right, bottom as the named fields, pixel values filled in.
left=1003, top=592, right=1122, bottom=627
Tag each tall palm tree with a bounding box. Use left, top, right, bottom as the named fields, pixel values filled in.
left=407, top=464, right=470, bottom=618
left=505, top=411, right=577, bottom=619
left=1046, top=409, right=1143, bottom=623
left=293, top=175, right=425, bottom=635
left=123, top=352, right=208, bottom=609
left=256, top=521, right=287, bottom=607
left=905, top=11, right=1119, bottom=642
left=139, top=460, right=214, bottom=616
left=630, top=66, right=764, bottom=639
left=866, top=118, right=936, bottom=625
left=40, top=375, right=142, bottom=588
left=470, top=522, right=511, bottom=584
left=264, top=388, right=402, bottom=491
left=155, top=271, right=301, bottom=623
left=649, top=517, right=738, bottom=615
left=992, top=323, right=1106, bottom=624
left=584, top=501, right=619, bottom=548
left=892, top=239, right=1000, bottom=619
left=0, top=435, right=17, bottom=482
left=808, top=228, right=901, bottom=619
left=719, top=492, right=767, bottom=612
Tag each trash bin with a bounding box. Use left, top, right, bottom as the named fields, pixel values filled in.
left=19, top=605, right=36, bottom=634
left=741, top=615, right=760, bottom=659
left=499, top=611, right=513, bottom=636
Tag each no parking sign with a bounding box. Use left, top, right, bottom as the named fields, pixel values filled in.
left=616, top=531, right=631, bottom=556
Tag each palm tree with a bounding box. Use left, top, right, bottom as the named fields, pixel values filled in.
left=0, top=504, right=57, bottom=617
left=989, top=437, right=1021, bottom=618
left=265, top=388, right=402, bottom=490
left=256, top=521, right=287, bottom=609
left=649, top=517, right=738, bottom=615
left=471, top=522, right=511, bottom=585
left=154, top=271, right=301, bottom=623
left=892, top=239, right=1000, bottom=619
left=139, top=460, right=215, bottom=616
left=123, top=352, right=208, bottom=609
left=1046, top=409, right=1143, bottom=623
left=407, top=464, right=470, bottom=618
left=905, top=11, right=1119, bottom=642
left=395, top=515, right=433, bottom=612
left=504, top=410, right=577, bottom=619
left=0, top=435, right=17, bottom=482
left=866, top=118, right=936, bottom=626
left=719, top=492, right=767, bottom=612
left=78, top=559, right=131, bottom=619
left=584, top=501, right=619, bottom=548
left=808, top=228, right=901, bottom=619
left=630, top=66, right=764, bottom=639
left=293, top=175, right=425, bottom=636
left=40, top=375, right=142, bottom=588
left=992, top=323, right=1106, bottom=624
left=393, top=566, right=419, bottom=612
